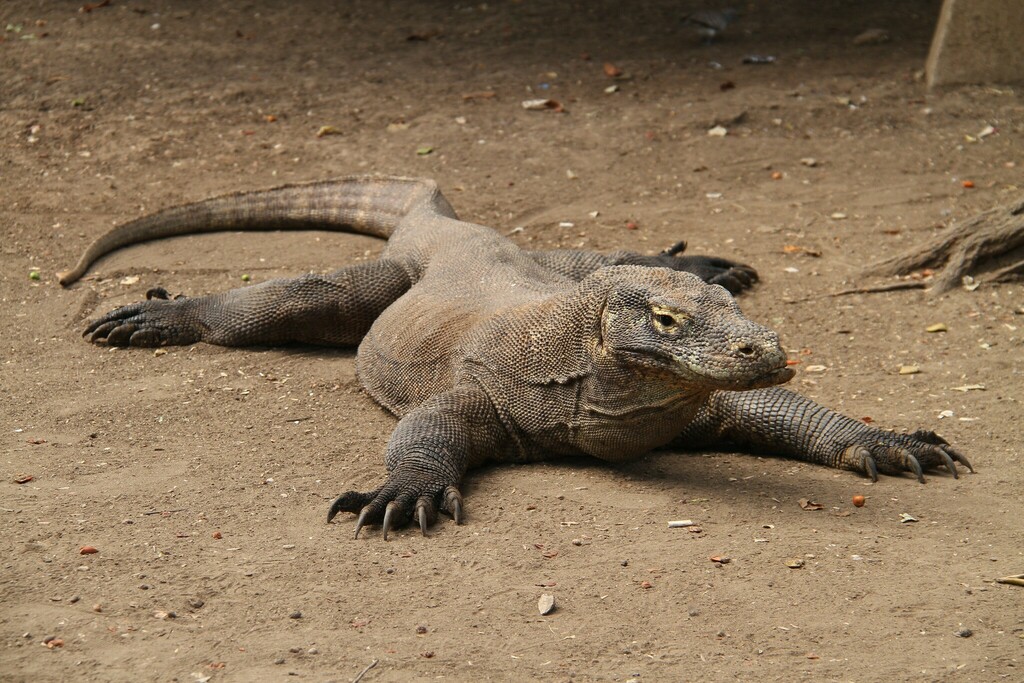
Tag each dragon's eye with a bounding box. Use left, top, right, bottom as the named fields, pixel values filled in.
left=652, top=307, right=689, bottom=332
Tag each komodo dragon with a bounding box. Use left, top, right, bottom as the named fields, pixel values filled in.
left=59, top=176, right=971, bottom=539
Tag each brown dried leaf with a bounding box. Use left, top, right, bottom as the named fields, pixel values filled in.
left=799, top=498, right=824, bottom=511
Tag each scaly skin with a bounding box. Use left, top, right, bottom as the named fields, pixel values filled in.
left=64, top=176, right=971, bottom=540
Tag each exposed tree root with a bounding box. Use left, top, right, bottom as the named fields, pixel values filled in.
left=784, top=281, right=926, bottom=304
left=864, top=196, right=1024, bottom=293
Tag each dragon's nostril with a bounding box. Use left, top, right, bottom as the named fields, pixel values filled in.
left=733, top=342, right=755, bottom=356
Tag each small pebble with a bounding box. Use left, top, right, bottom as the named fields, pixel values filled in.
left=688, top=608, right=700, bottom=617
left=620, top=560, right=629, bottom=567
left=307, top=647, right=318, bottom=655
left=92, top=604, right=102, bottom=613
left=274, top=658, right=286, bottom=665
left=289, top=611, right=303, bottom=619
left=955, top=627, right=973, bottom=638
left=69, top=595, right=80, bottom=604
left=188, top=599, right=205, bottom=609
left=289, top=646, right=301, bottom=653
left=416, top=625, right=428, bottom=634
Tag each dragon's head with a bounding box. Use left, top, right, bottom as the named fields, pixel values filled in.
left=595, top=267, right=794, bottom=391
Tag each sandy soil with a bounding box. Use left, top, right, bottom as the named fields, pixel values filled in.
left=2, top=1, right=1022, bottom=681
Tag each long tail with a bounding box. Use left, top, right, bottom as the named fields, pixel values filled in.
left=57, top=175, right=456, bottom=286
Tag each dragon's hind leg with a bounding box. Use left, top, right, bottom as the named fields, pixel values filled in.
left=528, top=241, right=758, bottom=294
left=83, top=258, right=412, bottom=348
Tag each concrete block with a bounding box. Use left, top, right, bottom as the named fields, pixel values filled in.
left=926, top=0, right=1024, bottom=88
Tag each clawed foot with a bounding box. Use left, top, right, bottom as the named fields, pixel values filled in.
left=83, top=294, right=200, bottom=347
left=840, top=428, right=973, bottom=482
left=328, top=480, right=464, bottom=540
left=653, top=242, right=759, bottom=294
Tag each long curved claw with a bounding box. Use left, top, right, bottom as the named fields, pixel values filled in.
left=945, top=446, right=974, bottom=473
left=444, top=486, right=463, bottom=525
left=355, top=507, right=372, bottom=540
left=901, top=450, right=925, bottom=483
left=417, top=505, right=428, bottom=535
left=327, top=498, right=342, bottom=523
left=415, top=495, right=437, bottom=536
left=938, top=449, right=959, bottom=479
left=382, top=502, right=398, bottom=541
left=844, top=445, right=878, bottom=482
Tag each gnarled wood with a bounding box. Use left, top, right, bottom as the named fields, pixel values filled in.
left=865, top=197, right=1024, bottom=293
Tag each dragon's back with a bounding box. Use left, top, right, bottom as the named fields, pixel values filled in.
left=357, top=219, right=572, bottom=416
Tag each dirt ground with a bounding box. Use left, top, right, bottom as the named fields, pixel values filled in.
left=2, top=1, right=1022, bottom=681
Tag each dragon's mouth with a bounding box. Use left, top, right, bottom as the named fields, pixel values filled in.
left=682, top=359, right=795, bottom=390
left=619, top=349, right=795, bottom=390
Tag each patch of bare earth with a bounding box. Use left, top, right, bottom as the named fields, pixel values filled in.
left=1, top=1, right=1021, bottom=681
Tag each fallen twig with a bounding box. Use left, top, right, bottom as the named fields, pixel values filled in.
left=785, top=281, right=926, bottom=304
left=353, top=659, right=379, bottom=683
left=996, top=574, right=1024, bottom=587
left=142, top=508, right=186, bottom=516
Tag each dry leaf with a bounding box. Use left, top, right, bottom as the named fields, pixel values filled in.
left=799, top=498, right=824, bottom=511
left=521, top=99, right=564, bottom=112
